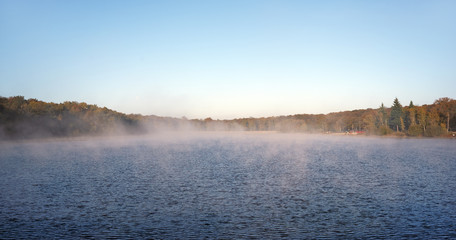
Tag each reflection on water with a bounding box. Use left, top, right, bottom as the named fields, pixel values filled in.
left=1, top=133, right=455, bottom=239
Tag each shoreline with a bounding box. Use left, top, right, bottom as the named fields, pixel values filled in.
left=1, top=130, right=454, bottom=144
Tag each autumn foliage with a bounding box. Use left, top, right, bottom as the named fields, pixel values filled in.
left=1, top=96, right=455, bottom=140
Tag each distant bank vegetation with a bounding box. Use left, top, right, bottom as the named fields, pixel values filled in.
left=1, top=96, right=455, bottom=140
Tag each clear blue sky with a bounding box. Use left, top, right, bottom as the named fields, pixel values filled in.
left=1, top=0, right=455, bottom=119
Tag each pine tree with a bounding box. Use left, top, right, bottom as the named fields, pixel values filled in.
left=404, top=100, right=415, bottom=130
left=389, top=98, right=403, bottom=131
left=409, top=101, right=415, bottom=108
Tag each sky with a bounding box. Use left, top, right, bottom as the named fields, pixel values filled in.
left=1, top=0, right=455, bottom=119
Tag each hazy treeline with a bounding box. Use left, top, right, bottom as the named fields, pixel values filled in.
left=231, top=97, right=456, bottom=137
left=1, top=96, right=455, bottom=140
left=0, top=96, right=142, bottom=139
left=0, top=96, right=209, bottom=139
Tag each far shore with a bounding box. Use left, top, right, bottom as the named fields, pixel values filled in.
left=1, top=130, right=455, bottom=144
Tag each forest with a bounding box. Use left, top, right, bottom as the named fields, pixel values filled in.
left=0, top=96, right=455, bottom=140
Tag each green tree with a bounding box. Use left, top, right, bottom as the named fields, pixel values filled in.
left=389, top=98, right=403, bottom=132
left=404, top=101, right=415, bottom=130
left=409, top=101, right=415, bottom=108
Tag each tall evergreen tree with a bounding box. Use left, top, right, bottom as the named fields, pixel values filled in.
left=389, top=98, right=403, bottom=132
left=404, top=100, right=415, bottom=130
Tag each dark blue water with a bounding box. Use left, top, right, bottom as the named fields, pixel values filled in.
left=1, top=133, right=455, bottom=239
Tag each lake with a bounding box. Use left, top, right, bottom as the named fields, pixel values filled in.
left=1, top=133, right=455, bottom=239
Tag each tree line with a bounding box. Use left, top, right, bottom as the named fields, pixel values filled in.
left=1, top=96, right=455, bottom=140
left=229, top=97, right=456, bottom=137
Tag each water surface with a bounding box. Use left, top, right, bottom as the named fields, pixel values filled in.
left=1, top=133, right=455, bottom=239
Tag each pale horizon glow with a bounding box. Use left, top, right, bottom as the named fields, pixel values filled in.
left=1, top=1, right=455, bottom=119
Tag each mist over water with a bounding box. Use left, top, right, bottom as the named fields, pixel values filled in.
left=1, top=133, right=455, bottom=239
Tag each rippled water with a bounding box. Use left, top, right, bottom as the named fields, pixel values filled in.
left=1, top=133, right=455, bottom=239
